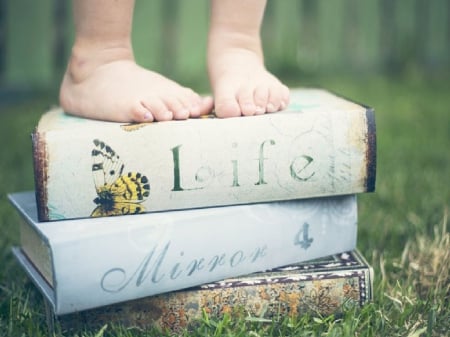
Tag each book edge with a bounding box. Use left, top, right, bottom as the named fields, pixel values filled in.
left=51, top=250, right=373, bottom=334
left=8, top=192, right=56, bottom=287
left=354, top=249, right=374, bottom=303
left=316, top=88, right=376, bottom=193
left=12, top=247, right=57, bottom=311
left=364, top=107, right=377, bottom=192
left=19, top=219, right=55, bottom=287
left=32, top=130, right=50, bottom=221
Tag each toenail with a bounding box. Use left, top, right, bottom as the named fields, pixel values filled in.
left=267, top=103, right=276, bottom=112
left=143, top=111, right=152, bottom=120
left=255, top=106, right=265, bottom=114
left=243, top=103, right=255, bottom=111
left=190, top=104, right=199, bottom=111
left=280, top=101, right=287, bottom=110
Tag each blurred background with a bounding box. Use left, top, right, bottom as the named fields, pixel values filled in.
left=0, top=0, right=448, bottom=98
left=0, top=2, right=449, bottom=335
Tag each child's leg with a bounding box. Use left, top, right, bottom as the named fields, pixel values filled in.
left=60, top=0, right=213, bottom=122
left=207, top=0, right=290, bottom=117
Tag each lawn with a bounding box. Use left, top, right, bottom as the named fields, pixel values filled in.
left=0, top=74, right=448, bottom=336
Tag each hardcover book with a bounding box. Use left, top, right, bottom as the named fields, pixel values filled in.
left=33, top=88, right=376, bottom=221
left=10, top=191, right=358, bottom=315
left=15, top=248, right=373, bottom=334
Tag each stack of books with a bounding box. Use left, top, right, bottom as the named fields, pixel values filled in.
left=10, top=88, right=376, bottom=334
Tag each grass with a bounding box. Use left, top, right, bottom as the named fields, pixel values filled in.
left=0, top=74, right=449, bottom=336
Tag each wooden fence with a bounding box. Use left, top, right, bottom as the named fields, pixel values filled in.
left=0, top=0, right=449, bottom=89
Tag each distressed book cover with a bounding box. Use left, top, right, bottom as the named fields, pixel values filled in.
left=33, top=88, right=376, bottom=221
left=48, top=250, right=373, bottom=334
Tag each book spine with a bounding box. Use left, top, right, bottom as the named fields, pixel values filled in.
left=31, top=131, right=49, bottom=221
left=54, top=252, right=372, bottom=334
left=40, top=195, right=357, bottom=314
left=34, top=90, right=376, bottom=221
left=364, top=107, right=377, bottom=192
left=19, top=220, right=53, bottom=286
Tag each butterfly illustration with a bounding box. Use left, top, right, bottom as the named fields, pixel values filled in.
left=91, top=139, right=150, bottom=217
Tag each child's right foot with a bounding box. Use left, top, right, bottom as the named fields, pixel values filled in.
left=60, top=48, right=213, bottom=123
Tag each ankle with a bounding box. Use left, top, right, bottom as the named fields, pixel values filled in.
left=66, top=42, right=134, bottom=84
left=208, top=23, right=263, bottom=55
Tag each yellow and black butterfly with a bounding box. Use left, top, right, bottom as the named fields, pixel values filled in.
left=91, top=139, right=150, bottom=217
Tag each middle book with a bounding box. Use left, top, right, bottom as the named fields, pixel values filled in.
left=10, top=191, right=357, bottom=315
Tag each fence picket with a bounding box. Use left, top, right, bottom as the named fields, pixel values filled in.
left=133, top=0, right=165, bottom=72
left=175, top=0, right=209, bottom=88
left=0, top=0, right=448, bottom=89
left=355, top=0, right=381, bottom=71
left=317, top=0, right=346, bottom=71
left=4, top=0, right=54, bottom=86
left=265, top=0, right=301, bottom=72
left=425, top=0, right=449, bottom=68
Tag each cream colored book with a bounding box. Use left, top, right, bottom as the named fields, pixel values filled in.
left=33, top=88, right=376, bottom=221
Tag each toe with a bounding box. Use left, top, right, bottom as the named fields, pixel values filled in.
left=165, top=98, right=189, bottom=120
left=237, top=87, right=257, bottom=116
left=177, top=88, right=204, bottom=118
left=126, top=101, right=153, bottom=123
left=267, top=83, right=287, bottom=112
left=142, top=98, right=173, bottom=121
left=213, top=86, right=241, bottom=118
left=254, top=85, right=269, bottom=114
left=196, top=96, right=214, bottom=117
left=280, top=84, right=290, bottom=110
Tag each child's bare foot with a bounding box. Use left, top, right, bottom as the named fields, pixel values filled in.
left=60, top=48, right=213, bottom=122
left=208, top=0, right=290, bottom=118
left=208, top=48, right=290, bottom=117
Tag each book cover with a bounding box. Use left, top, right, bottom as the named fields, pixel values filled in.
left=10, top=191, right=358, bottom=314
left=15, top=248, right=373, bottom=334
left=33, top=88, right=376, bottom=221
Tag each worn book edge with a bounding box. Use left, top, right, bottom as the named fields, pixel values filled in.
left=364, top=107, right=376, bottom=192
left=13, top=247, right=373, bottom=334
left=32, top=88, right=376, bottom=221
left=32, top=131, right=50, bottom=221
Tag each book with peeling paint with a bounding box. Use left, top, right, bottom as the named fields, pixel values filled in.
left=32, top=88, right=376, bottom=221
left=16, top=247, right=373, bottom=334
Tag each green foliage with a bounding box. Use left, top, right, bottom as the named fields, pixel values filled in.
left=0, top=75, right=448, bottom=336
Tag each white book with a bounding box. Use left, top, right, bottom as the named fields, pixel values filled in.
left=33, top=88, right=376, bottom=221
left=9, top=191, right=357, bottom=315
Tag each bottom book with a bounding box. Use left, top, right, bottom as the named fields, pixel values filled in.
left=13, top=248, right=373, bottom=334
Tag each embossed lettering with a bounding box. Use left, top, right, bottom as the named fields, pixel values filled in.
left=290, top=155, right=315, bottom=181
left=101, top=241, right=268, bottom=293
left=255, top=139, right=276, bottom=185
left=294, top=222, right=314, bottom=250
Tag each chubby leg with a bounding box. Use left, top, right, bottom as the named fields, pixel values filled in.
left=208, top=0, right=290, bottom=117
left=60, top=0, right=213, bottom=122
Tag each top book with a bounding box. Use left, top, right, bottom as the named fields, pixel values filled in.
left=33, top=88, right=376, bottom=221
